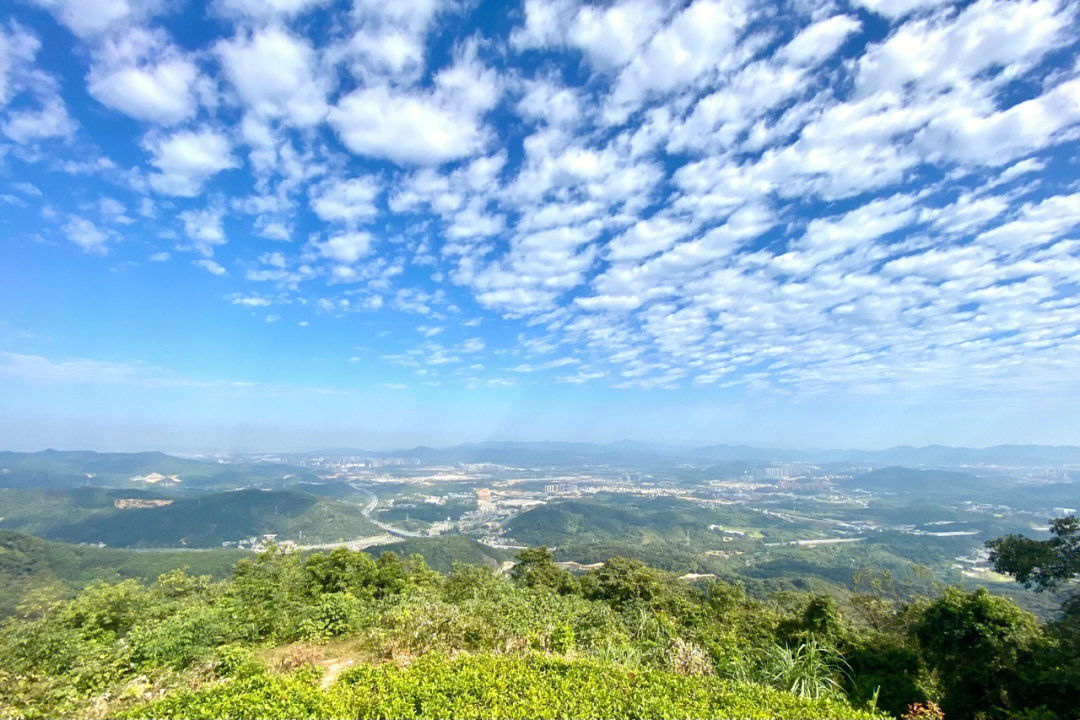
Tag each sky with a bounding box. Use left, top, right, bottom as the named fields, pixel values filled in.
left=1, top=0, right=1080, bottom=452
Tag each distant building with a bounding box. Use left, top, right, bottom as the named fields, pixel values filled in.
left=1054, top=507, right=1076, bottom=517
left=462, top=463, right=500, bottom=473
left=476, top=488, right=492, bottom=500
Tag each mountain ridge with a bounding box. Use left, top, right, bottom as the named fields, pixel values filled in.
left=6, top=443, right=1080, bottom=468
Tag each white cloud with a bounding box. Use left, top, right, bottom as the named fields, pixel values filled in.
left=2, top=97, right=76, bottom=143
left=918, top=78, right=1080, bottom=166
left=317, top=231, right=374, bottom=264
left=605, top=0, right=750, bottom=121
left=231, top=294, right=271, bottom=307
left=10, top=0, right=1080, bottom=403
left=518, top=78, right=583, bottom=128
left=460, top=337, right=484, bottom=353
left=145, top=128, right=239, bottom=196
left=87, top=27, right=199, bottom=124
left=997, top=158, right=1046, bottom=183
left=216, top=25, right=328, bottom=127
left=310, top=177, right=379, bottom=224
left=345, top=0, right=443, bottom=80
left=854, top=0, right=951, bottom=19
left=567, top=0, right=665, bottom=69
left=511, top=0, right=574, bottom=49
left=62, top=216, right=109, bottom=253
left=0, top=351, right=141, bottom=383
left=329, top=44, right=501, bottom=165
left=30, top=0, right=168, bottom=38
left=0, top=23, right=40, bottom=107
left=512, top=357, right=579, bottom=372
left=179, top=206, right=226, bottom=256
left=215, top=0, right=329, bottom=19
left=607, top=216, right=691, bottom=261
left=195, top=258, right=227, bottom=275
left=976, top=192, right=1080, bottom=253
left=778, top=15, right=861, bottom=66
left=856, top=0, right=1075, bottom=96
left=329, top=84, right=489, bottom=164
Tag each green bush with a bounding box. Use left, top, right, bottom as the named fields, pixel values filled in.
left=3, top=545, right=1077, bottom=719
left=124, top=653, right=883, bottom=720
left=299, top=592, right=363, bottom=641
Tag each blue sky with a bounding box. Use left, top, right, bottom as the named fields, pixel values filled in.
left=2, top=0, right=1080, bottom=452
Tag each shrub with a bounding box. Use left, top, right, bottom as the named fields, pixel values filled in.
left=744, top=641, right=844, bottom=699
left=123, top=653, right=883, bottom=720
left=298, top=592, right=362, bottom=641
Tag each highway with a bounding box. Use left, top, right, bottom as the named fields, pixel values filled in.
left=297, top=534, right=403, bottom=551
left=350, top=485, right=424, bottom=538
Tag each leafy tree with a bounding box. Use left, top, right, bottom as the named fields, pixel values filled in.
left=842, top=631, right=930, bottom=719
left=303, top=548, right=378, bottom=598
left=586, top=557, right=674, bottom=606
left=510, top=546, right=573, bottom=593
left=987, top=516, right=1080, bottom=592
left=777, top=594, right=845, bottom=647
left=912, top=587, right=1039, bottom=719
left=444, top=563, right=503, bottom=602
left=374, top=551, right=408, bottom=595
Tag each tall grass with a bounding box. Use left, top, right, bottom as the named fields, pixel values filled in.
left=735, top=640, right=845, bottom=699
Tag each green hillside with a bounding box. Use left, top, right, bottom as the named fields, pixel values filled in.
left=0, top=450, right=319, bottom=491
left=31, top=489, right=382, bottom=548
left=0, top=487, right=173, bottom=537
left=367, top=535, right=511, bottom=573
left=504, top=495, right=726, bottom=547
left=838, top=467, right=996, bottom=495
left=0, top=530, right=242, bottom=616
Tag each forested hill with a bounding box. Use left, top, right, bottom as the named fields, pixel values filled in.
left=0, top=450, right=319, bottom=490
left=36, top=488, right=383, bottom=548
left=0, top=530, right=242, bottom=616
left=0, top=486, right=383, bottom=548
left=839, top=467, right=986, bottom=493
left=1, top=544, right=1077, bottom=720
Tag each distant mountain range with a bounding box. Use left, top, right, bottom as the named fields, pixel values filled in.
left=313, top=441, right=1080, bottom=467
left=0, top=449, right=321, bottom=490
left=4, top=443, right=1080, bottom=475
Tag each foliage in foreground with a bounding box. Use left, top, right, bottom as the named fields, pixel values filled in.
left=0, top=540, right=1076, bottom=720
left=121, top=653, right=879, bottom=720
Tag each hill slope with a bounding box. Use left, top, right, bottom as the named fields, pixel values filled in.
left=39, top=489, right=383, bottom=548
left=0, top=530, right=242, bottom=616
left=367, top=535, right=511, bottom=573
left=0, top=450, right=319, bottom=490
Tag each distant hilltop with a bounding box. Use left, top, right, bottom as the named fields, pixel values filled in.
left=300, top=441, right=1080, bottom=468
left=5, top=443, right=1080, bottom=470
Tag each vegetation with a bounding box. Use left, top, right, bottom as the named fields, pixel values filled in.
left=0, top=450, right=321, bottom=491
left=0, top=536, right=1076, bottom=720
left=0, top=530, right=242, bottom=617
left=367, top=535, right=511, bottom=573
left=1, top=489, right=382, bottom=548
left=123, top=653, right=875, bottom=720
left=988, top=516, right=1080, bottom=592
